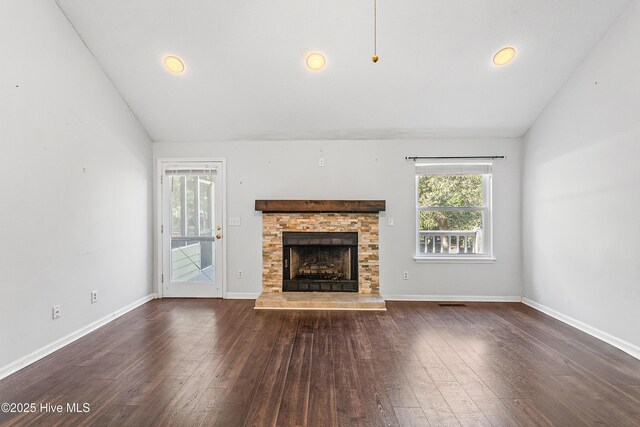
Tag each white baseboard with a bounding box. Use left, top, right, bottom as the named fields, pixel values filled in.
left=382, top=294, right=522, bottom=302
left=0, top=293, right=157, bottom=381
left=227, top=293, right=521, bottom=303
left=226, top=292, right=261, bottom=299
left=522, top=297, right=640, bottom=360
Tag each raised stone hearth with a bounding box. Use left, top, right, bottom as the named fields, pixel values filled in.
left=255, top=292, right=386, bottom=310
left=255, top=200, right=386, bottom=310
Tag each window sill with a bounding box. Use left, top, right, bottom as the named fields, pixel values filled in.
left=413, top=256, right=496, bottom=264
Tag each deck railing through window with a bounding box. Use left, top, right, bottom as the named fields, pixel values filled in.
left=171, top=237, right=216, bottom=281
left=418, top=229, right=483, bottom=255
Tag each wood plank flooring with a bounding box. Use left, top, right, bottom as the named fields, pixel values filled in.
left=1, top=300, right=639, bottom=426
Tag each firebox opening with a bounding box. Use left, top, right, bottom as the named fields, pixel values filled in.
left=283, top=232, right=358, bottom=292
left=289, top=246, right=352, bottom=280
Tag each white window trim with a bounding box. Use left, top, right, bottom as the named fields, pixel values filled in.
left=414, top=169, right=494, bottom=262
left=413, top=256, right=496, bottom=264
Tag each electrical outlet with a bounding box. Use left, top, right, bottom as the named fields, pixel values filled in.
left=228, top=216, right=241, bottom=226
left=387, top=217, right=394, bottom=226
left=319, top=158, right=325, bottom=167
left=237, top=269, right=244, bottom=279
left=52, top=305, right=61, bottom=319
left=91, top=290, right=98, bottom=304
left=403, top=271, right=409, bottom=280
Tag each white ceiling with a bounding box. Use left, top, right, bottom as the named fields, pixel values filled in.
left=56, top=0, right=630, bottom=142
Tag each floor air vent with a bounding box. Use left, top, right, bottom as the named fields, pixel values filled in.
left=438, top=303, right=467, bottom=307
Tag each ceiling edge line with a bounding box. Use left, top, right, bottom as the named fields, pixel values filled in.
left=522, top=0, right=634, bottom=138
left=53, top=0, right=154, bottom=143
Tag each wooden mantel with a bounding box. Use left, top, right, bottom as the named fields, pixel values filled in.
left=255, top=200, right=386, bottom=213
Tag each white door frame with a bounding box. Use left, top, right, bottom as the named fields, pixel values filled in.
left=156, top=157, right=227, bottom=298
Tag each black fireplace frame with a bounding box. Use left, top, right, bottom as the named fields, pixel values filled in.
left=282, top=231, right=358, bottom=292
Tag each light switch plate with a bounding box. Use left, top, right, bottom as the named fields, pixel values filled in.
left=229, top=217, right=241, bottom=226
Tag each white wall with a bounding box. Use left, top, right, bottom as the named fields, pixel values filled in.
left=523, top=0, right=640, bottom=353
left=154, top=138, right=522, bottom=300
left=0, top=0, right=153, bottom=371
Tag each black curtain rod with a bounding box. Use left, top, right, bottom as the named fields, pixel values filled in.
left=405, top=155, right=505, bottom=160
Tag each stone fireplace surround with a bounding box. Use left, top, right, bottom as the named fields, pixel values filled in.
left=254, top=200, right=386, bottom=310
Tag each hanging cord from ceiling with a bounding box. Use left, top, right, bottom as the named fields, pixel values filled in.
left=372, top=0, right=379, bottom=63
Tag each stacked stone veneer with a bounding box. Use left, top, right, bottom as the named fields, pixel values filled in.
left=262, top=213, right=380, bottom=294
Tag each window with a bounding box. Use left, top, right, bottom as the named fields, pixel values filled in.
left=415, top=163, right=493, bottom=259
left=167, top=170, right=217, bottom=282
left=170, top=175, right=215, bottom=238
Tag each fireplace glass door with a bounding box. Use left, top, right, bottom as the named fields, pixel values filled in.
left=283, top=232, right=358, bottom=292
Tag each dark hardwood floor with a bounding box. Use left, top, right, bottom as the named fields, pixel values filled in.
left=1, top=300, right=639, bottom=426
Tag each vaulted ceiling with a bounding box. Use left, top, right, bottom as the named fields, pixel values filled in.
left=56, top=0, right=631, bottom=142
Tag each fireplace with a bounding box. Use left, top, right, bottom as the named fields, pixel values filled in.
left=282, top=232, right=358, bottom=292
left=255, top=200, right=385, bottom=302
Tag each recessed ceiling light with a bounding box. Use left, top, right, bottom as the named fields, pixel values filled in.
left=164, top=56, right=185, bottom=74
left=493, top=47, right=516, bottom=66
left=306, top=53, right=326, bottom=71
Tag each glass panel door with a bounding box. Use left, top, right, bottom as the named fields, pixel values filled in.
left=162, top=163, right=223, bottom=297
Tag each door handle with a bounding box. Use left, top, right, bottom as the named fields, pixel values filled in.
left=216, top=234, right=222, bottom=239
left=217, top=226, right=222, bottom=231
